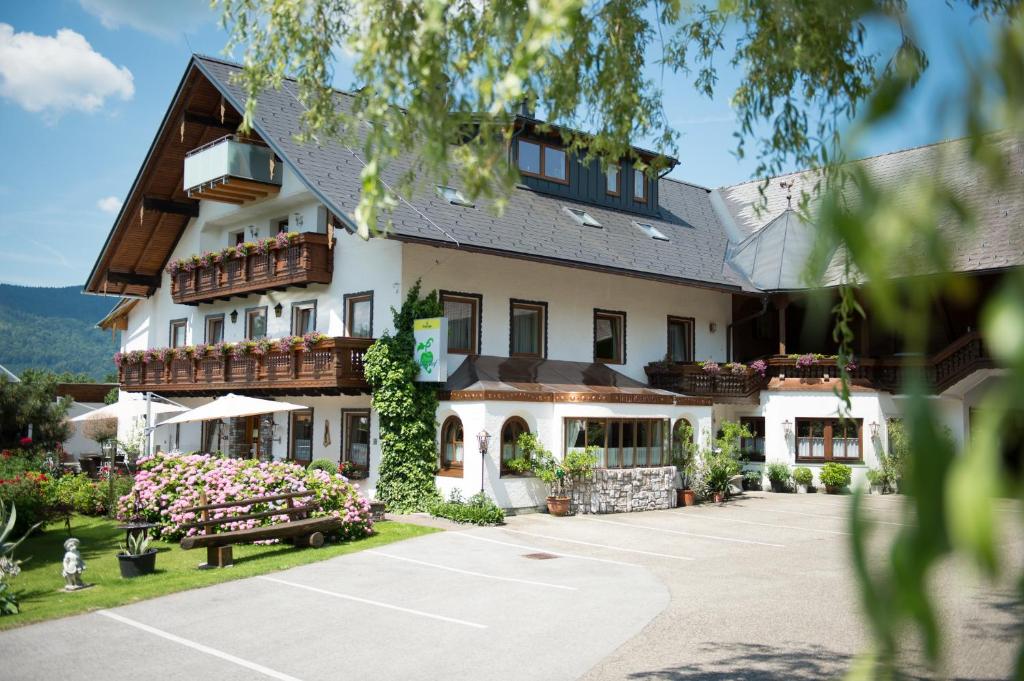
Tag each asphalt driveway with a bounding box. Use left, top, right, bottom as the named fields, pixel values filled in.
left=2, top=492, right=1020, bottom=681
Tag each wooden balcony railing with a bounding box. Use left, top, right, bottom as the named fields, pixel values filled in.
left=646, top=332, right=993, bottom=399
left=119, top=337, right=373, bottom=396
left=170, top=233, right=332, bottom=305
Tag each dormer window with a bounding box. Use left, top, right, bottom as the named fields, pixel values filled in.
left=606, top=164, right=620, bottom=196
left=633, top=167, right=647, bottom=204
left=564, top=207, right=601, bottom=228
left=517, top=139, right=568, bottom=184
left=437, top=185, right=474, bottom=207
left=632, top=221, right=668, bottom=241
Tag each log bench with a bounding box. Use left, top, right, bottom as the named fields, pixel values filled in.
left=178, top=491, right=342, bottom=568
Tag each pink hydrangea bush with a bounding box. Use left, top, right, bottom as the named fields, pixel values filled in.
left=117, top=452, right=373, bottom=542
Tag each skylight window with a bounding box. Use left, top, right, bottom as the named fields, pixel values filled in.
left=633, top=221, right=669, bottom=241
left=436, top=185, right=474, bottom=207
left=563, top=207, right=601, bottom=228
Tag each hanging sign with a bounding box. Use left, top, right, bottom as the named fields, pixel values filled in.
left=413, top=317, right=448, bottom=382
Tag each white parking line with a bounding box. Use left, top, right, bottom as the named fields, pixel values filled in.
left=365, top=550, right=577, bottom=591
left=741, top=506, right=911, bottom=527
left=97, top=610, right=305, bottom=681
left=580, top=516, right=786, bottom=547
left=500, top=529, right=696, bottom=561
left=258, top=576, right=488, bottom=629
left=675, top=510, right=851, bottom=536
left=453, top=531, right=643, bottom=568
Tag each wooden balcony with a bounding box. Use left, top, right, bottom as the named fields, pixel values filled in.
left=118, top=337, right=373, bottom=396
left=170, top=233, right=332, bottom=305
left=184, top=135, right=283, bottom=205
left=646, top=332, right=994, bottom=400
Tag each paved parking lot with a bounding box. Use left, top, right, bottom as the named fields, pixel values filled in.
left=3, top=492, right=1020, bottom=680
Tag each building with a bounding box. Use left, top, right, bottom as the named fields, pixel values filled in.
left=85, top=55, right=1017, bottom=511
left=56, top=382, right=117, bottom=460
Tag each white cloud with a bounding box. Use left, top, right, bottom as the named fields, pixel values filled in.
left=79, top=0, right=213, bottom=41
left=97, top=196, right=122, bottom=213
left=0, top=24, right=134, bottom=116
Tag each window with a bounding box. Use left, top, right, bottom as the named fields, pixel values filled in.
left=291, top=300, right=317, bottom=335
left=342, top=410, right=370, bottom=475
left=439, top=416, right=464, bottom=475
left=436, top=185, right=474, bottom=207
left=232, top=231, right=245, bottom=246
left=795, top=418, right=863, bottom=462
left=565, top=418, right=669, bottom=468
left=441, top=292, right=481, bottom=355
left=517, top=139, right=568, bottom=184
left=205, top=314, right=224, bottom=344
left=169, top=319, right=187, bottom=348
left=633, top=167, right=647, bottom=203
left=290, top=409, right=314, bottom=463
left=594, top=309, right=625, bottom=364
left=563, top=207, right=602, bottom=228
left=740, top=417, right=766, bottom=461
left=667, top=316, right=694, bottom=362
left=344, top=292, right=373, bottom=338
left=276, top=218, right=289, bottom=233
left=606, top=164, right=620, bottom=196
left=672, top=419, right=694, bottom=459
left=500, top=417, right=530, bottom=475
left=510, top=300, right=546, bottom=357
left=245, top=307, right=267, bottom=339
left=633, top=221, right=669, bottom=241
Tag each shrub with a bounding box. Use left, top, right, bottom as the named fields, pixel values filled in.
left=742, top=470, right=763, bottom=491
left=43, top=474, right=105, bottom=516
left=819, top=462, right=852, bottom=490
left=792, top=466, right=814, bottom=487
left=0, top=472, right=49, bottom=535
left=118, top=452, right=373, bottom=542
left=766, top=461, right=791, bottom=483
left=702, top=452, right=741, bottom=494
left=307, top=458, right=338, bottom=475
left=430, top=490, right=505, bottom=525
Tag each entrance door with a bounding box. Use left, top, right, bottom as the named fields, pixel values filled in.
left=228, top=415, right=261, bottom=459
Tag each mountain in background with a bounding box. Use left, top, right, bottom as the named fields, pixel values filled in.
left=0, top=284, right=119, bottom=381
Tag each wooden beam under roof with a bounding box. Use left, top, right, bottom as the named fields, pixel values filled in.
left=183, top=111, right=242, bottom=132
left=142, top=196, right=200, bottom=217
left=106, top=271, right=160, bottom=287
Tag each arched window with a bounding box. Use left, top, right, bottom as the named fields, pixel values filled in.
left=439, top=416, right=464, bottom=476
left=500, top=417, right=530, bottom=475
left=672, top=419, right=695, bottom=463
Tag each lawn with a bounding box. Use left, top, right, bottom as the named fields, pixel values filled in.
left=1, top=514, right=438, bottom=630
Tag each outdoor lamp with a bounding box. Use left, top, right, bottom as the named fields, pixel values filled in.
left=230, top=310, right=238, bottom=324
left=782, top=419, right=793, bottom=437
left=869, top=421, right=880, bottom=439
left=476, top=429, right=491, bottom=493
left=274, top=302, right=283, bottom=317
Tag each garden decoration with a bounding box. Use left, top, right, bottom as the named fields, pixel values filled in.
left=61, top=538, right=89, bottom=591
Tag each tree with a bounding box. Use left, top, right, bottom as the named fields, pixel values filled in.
left=221, top=2, right=1024, bottom=676
left=0, top=370, right=71, bottom=449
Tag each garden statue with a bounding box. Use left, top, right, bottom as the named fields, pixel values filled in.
left=61, top=538, right=87, bottom=591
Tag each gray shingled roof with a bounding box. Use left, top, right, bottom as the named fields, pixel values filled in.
left=194, top=56, right=738, bottom=291
left=715, top=134, right=1024, bottom=283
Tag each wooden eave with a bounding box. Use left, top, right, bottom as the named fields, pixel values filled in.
left=97, top=298, right=138, bottom=331
left=84, top=59, right=262, bottom=299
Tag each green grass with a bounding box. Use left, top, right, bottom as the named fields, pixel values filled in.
left=1, top=515, right=439, bottom=630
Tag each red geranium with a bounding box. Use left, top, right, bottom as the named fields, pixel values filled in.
left=18, top=436, right=32, bottom=447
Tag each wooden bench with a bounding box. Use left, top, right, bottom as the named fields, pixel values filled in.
left=178, top=491, right=342, bottom=568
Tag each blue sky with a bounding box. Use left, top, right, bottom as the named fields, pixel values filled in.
left=0, top=1, right=1003, bottom=287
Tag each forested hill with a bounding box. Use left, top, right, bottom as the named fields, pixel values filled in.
left=0, top=284, right=119, bottom=381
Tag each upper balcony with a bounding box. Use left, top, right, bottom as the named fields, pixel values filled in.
left=169, top=232, right=333, bottom=305
left=118, top=336, right=373, bottom=396
left=646, top=332, right=993, bottom=401
left=184, top=135, right=283, bottom=204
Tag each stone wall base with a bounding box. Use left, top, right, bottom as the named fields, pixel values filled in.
left=569, top=466, right=677, bottom=514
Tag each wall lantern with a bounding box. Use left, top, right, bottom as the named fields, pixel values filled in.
left=274, top=303, right=284, bottom=318
left=782, top=419, right=793, bottom=437
left=229, top=310, right=238, bottom=324
left=709, top=322, right=718, bottom=333
left=476, top=429, right=491, bottom=493
left=869, top=421, right=880, bottom=439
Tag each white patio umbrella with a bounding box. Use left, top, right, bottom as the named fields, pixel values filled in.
left=159, top=393, right=307, bottom=425
left=69, top=398, right=185, bottom=422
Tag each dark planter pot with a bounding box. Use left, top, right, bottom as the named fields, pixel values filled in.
left=825, top=485, right=844, bottom=495
left=118, top=549, right=157, bottom=578
left=676, top=489, right=697, bottom=507
left=769, top=479, right=788, bottom=493
left=712, top=491, right=726, bottom=504
left=546, top=496, right=570, bottom=517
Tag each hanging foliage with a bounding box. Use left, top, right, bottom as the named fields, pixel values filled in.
left=363, top=281, right=443, bottom=513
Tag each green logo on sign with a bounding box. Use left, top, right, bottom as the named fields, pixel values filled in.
left=417, top=337, right=436, bottom=374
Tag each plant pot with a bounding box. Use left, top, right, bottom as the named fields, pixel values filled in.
left=769, top=479, right=787, bottom=493
left=118, top=548, right=157, bottom=578
left=796, top=485, right=807, bottom=494
left=825, top=485, right=843, bottom=495
left=712, top=491, right=726, bottom=504
left=546, top=495, right=570, bottom=517
left=682, top=489, right=696, bottom=507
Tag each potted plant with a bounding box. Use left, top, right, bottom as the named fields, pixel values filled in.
left=671, top=421, right=698, bottom=506
left=742, top=470, right=763, bottom=492
left=117, top=531, right=157, bottom=578
left=792, top=466, right=814, bottom=493
left=819, top=462, right=852, bottom=494
left=765, top=461, right=791, bottom=493
left=529, top=444, right=597, bottom=516
left=702, top=452, right=740, bottom=503
left=866, top=468, right=884, bottom=494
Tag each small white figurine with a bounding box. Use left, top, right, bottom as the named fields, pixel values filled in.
left=62, top=537, right=87, bottom=591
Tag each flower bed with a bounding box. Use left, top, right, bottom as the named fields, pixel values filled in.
left=114, top=332, right=328, bottom=368
left=117, top=452, right=373, bottom=542
left=164, top=232, right=299, bottom=276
